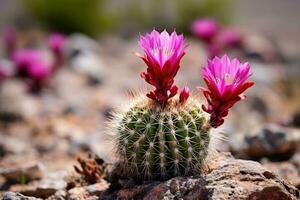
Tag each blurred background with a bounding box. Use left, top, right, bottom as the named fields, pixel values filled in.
left=0, top=0, right=299, bottom=198
left=0, top=0, right=299, bottom=46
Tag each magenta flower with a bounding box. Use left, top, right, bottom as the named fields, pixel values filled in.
left=199, top=55, right=254, bottom=128
left=13, top=49, right=52, bottom=82
left=179, top=86, right=190, bottom=104
left=48, top=33, right=65, bottom=56
left=191, top=18, right=218, bottom=42
left=138, top=29, right=188, bottom=105
left=48, top=33, right=66, bottom=69
left=216, top=28, right=242, bottom=47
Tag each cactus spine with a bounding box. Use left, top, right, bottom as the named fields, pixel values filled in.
left=114, top=96, right=211, bottom=180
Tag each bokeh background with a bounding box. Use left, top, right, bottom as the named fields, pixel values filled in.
left=0, top=0, right=299, bottom=198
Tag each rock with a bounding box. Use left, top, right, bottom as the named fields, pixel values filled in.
left=0, top=162, right=45, bottom=182
left=0, top=135, right=35, bottom=155
left=231, top=124, right=300, bottom=160
left=48, top=190, right=66, bottom=200
left=250, top=62, right=284, bottom=85
left=2, top=192, right=41, bottom=200
left=0, top=144, right=5, bottom=157
left=292, top=110, right=300, bottom=128
left=69, top=51, right=105, bottom=85
left=242, top=33, right=279, bottom=63
left=9, top=171, right=67, bottom=199
left=66, top=34, right=99, bottom=54
left=67, top=187, right=92, bottom=200
left=290, top=151, right=300, bottom=170
left=205, top=153, right=299, bottom=200
left=66, top=34, right=106, bottom=84
left=263, top=161, right=300, bottom=189
left=66, top=182, right=108, bottom=200
left=249, top=96, right=270, bottom=117
left=102, top=152, right=299, bottom=200
left=86, top=181, right=109, bottom=196
left=0, top=80, right=41, bottom=121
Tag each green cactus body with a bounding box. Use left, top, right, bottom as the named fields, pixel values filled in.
left=115, top=97, right=211, bottom=180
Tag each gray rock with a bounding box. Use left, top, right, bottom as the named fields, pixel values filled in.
left=206, top=153, right=299, bottom=200
left=0, top=135, right=34, bottom=155
left=263, top=161, right=300, bottom=189
left=66, top=34, right=106, bottom=83
left=231, top=124, right=300, bottom=160
left=2, top=192, right=41, bottom=200
left=0, top=162, right=45, bottom=182
left=0, top=80, right=41, bottom=120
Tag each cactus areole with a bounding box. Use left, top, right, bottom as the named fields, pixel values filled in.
left=113, top=29, right=254, bottom=180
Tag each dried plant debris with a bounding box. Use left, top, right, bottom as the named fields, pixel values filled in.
left=73, top=154, right=110, bottom=185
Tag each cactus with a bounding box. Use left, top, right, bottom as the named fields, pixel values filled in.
left=115, top=97, right=210, bottom=180
left=110, top=30, right=253, bottom=181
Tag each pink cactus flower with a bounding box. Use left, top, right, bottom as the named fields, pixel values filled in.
left=138, top=29, right=188, bottom=105
left=199, top=55, right=254, bottom=128
left=48, top=33, right=66, bottom=56
left=216, top=28, right=242, bottom=47
left=179, top=86, right=190, bottom=104
left=191, top=18, right=218, bottom=42
left=48, top=33, right=66, bottom=69
left=13, top=49, right=51, bottom=81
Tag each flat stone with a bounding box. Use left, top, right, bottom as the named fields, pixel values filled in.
left=9, top=171, right=67, bottom=199
left=86, top=180, right=109, bottom=196
left=2, top=192, right=41, bottom=200
left=0, top=162, right=45, bottom=182
left=102, top=152, right=299, bottom=200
